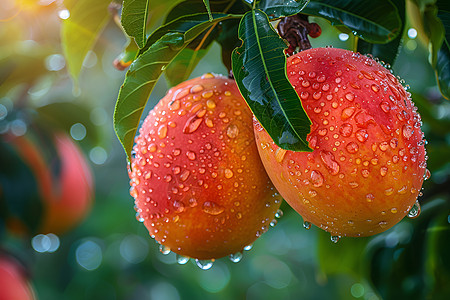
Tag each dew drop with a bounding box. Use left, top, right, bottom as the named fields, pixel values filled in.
left=341, top=107, right=356, bottom=120
left=402, top=124, right=414, bottom=140
left=188, top=198, right=198, bottom=207
left=180, top=170, right=190, bottom=182
left=407, top=201, right=421, bottom=218
left=390, top=207, right=398, bottom=214
left=270, top=219, right=278, bottom=227
left=229, top=252, right=243, bottom=263
left=346, top=142, right=359, bottom=154
left=226, top=124, right=239, bottom=138
left=186, top=151, right=196, bottom=160
left=169, top=100, right=181, bottom=110
left=202, top=91, right=214, bottom=99
left=243, top=244, right=253, bottom=251
left=159, top=244, right=171, bottom=255
left=317, top=74, right=326, bottom=82
left=339, top=123, right=353, bottom=137
left=190, top=84, right=204, bottom=94
left=390, top=138, right=398, bottom=149
left=195, top=259, right=214, bottom=270
left=176, top=254, right=190, bottom=264
left=366, top=193, right=375, bottom=202
left=378, top=221, right=388, bottom=228
left=361, top=70, right=374, bottom=80
left=384, top=188, right=394, bottom=196
left=380, top=167, right=388, bottom=177
left=308, top=190, right=317, bottom=197
left=355, top=129, right=368, bottom=142
left=224, top=168, right=234, bottom=179
left=275, top=148, right=287, bottom=163
left=275, top=209, right=283, bottom=218
left=330, top=236, right=340, bottom=243
left=380, top=101, right=391, bottom=113
left=183, top=116, right=203, bottom=134
left=310, top=170, right=324, bottom=187
left=355, top=111, right=375, bottom=128
left=349, top=182, right=359, bottom=188
left=320, top=151, right=340, bottom=175
left=379, top=141, right=389, bottom=151
left=424, top=169, right=431, bottom=180
left=345, top=92, right=355, bottom=101
left=202, top=201, right=225, bottom=215
left=397, top=185, right=408, bottom=194
left=157, top=124, right=168, bottom=139
left=164, top=175, right=172, bottom=182
left=313, top=92, right=322, bottom=100
left=303, top=221, right=311, bottom=230
left=318, top=128, right=328, bottom=136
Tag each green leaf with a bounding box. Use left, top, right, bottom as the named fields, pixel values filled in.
left=113, top=39, right=140, bottom=70
left=61, top=0, right=111, bottom=82
left=232, top=9, right=311, bottom=152
left=203, top=0, right=212, bottom=21
left=357, top=0, right=406, bottom=66
left=139, top=13, right=239, bottom=55
left=256, top=0, right=309, bottom=19
left=435, top=1, right=450, bottom=99
left=164, top=47, right=209, bottom=86
left=114, top=14, right=239, bottom=162
left=424, top=3, right=445, bottom=67
left=303, top=0, right=402, bottom=43
left=164, top=0, right=249, bottom=23
left=121, top=0, right=150, bottom=48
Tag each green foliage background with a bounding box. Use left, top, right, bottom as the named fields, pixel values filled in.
left=0, top=1, right=449, bottom=299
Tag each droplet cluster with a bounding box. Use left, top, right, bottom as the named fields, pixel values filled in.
left=129, top=74, right=282, bottom=262
left=255, top=48, right=427, bottom=238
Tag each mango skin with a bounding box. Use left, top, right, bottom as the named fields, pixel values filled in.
left=129, top=74, right=282, bottom=260
left=254, top=48, right=427, bottom=237
left=0, top=255, right=36, bottom=300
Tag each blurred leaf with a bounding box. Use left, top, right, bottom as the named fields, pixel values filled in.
left=366, top=199, right=450, bottom=300
left=114, top=13, right=239, bottom=162
left=423, top=3, right=445, bottom=67
left=0, top=43, right=50, bottom=94
left=0, top=139, right=44, bottom=233
left=435, top=1, right=450, bottom=99
left=36, top=102, right=100, bottom=146
left=303, top=0, right=402, bottom=43
left=121, top=0, right=150, bottom=48
left=317, top=230, right=369, bottom=278
left=61, top=0, right=111, bottom=82
left=357, top=0, right=406, bottom=66
left=164, top=47, right=209, bottom=86
left=216, top=18, right=241, bottom=71
left=412, top=92, right=450, bottom=136
left=425, top=211, right=450, bottom=298
left=256, top=0, right=309, bottom=20
left=232, top=9, right=312, bottom=152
